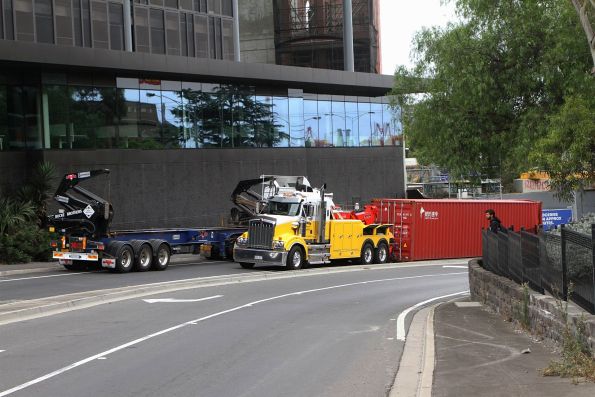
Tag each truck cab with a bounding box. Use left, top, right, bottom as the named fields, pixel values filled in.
left=233, top=177, right=393, bottom=270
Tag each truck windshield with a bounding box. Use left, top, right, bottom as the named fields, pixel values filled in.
left=263, top=200, right=301, bottom=216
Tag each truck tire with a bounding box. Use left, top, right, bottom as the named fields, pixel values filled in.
left=360, top=242, right=374, bottom=265
left=286, top=245, right=304, bottom=270
left=149, top=240, right=170, bottom=271
left=239, top=262, right=254, bottom=269
left=131, top=240, right=153, bottom=272
left=113, top=243, right=134, bottom=273
left=374, top=242, right=389, bottom=264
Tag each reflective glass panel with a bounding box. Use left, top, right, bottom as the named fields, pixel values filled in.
left=138, top=90, right=163, bottom=148
left=180, top=86, right=205, bottom=148
left=117, top=88, right=139, bottom=148
left=344, top=100, right=359, bottom=147
left=272, top=96, right=289, bottom=147
left=317, top=97, right=331, bottom=147
left=0, top=86, right=6, bottom=151
left=161, top=90, right=183, bottom=148
left=370, top=101, right=383, bottom=146
left=46, top=85, right=70, bottom=149
left=303, top=96, right=318, bottom=148
left=288, top=96, right=304, bottom=147
left=357, top=100, right=371, bottom=146
left=254, top=95, right=275, bottom=147
left=331, top=97, right=346, bottom=147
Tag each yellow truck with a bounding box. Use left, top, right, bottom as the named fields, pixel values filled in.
left=233, top=176, right=393, bottom=270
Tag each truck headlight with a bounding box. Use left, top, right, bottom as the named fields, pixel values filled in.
left=236, top=236, right=248, bottom=246
left=273, top=240, right=285, bottom=249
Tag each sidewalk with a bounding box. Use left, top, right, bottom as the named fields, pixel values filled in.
left=432, top=299, right=595, bottom=396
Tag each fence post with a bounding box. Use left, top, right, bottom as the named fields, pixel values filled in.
left=561, top=224, right=568, bottom=301
left=520, top=227, right=525, bottom=283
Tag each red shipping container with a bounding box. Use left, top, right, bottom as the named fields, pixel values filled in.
left=371, top=199, right=542, bottom=261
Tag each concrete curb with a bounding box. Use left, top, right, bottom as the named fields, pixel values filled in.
left=0, top=261, right=468, bottom=326
left=390, top=305, right=436, bottom=397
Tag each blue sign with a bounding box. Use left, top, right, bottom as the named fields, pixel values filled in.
left=542, top=209, right=573, bottom=231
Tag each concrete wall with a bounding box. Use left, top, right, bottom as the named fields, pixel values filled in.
left=27, top=146, right=404, bottom=229
left=0, top=151, right=43, bottom=198
left=469, top=260, right=595, bottom=357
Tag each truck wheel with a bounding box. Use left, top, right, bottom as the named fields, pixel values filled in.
left=374, top=242, right=389, bottom=264
left=151, top=242, right=170, bottom=271
left=286, top=246, right=304, bottom=270
left=131, top=240, right=153, bottom=272
left=239, top=262, right=254, bottom=269
left=360, top=243, right=374, bottom=265
left=114, top=244, right=134, bottom=273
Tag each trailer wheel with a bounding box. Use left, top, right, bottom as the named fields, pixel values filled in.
left=151, top=242, right=170, bottom=271
left=114, top=244, right=134, bottom=273
left=286, top=245, right=304, bottom=270
left=374, top=242, right=389, bottom=264
left=360, top=242, right=374, bottom=265
left=239, top=262, right=254, bottom=269
left=131, top=240, right=153, bottom=272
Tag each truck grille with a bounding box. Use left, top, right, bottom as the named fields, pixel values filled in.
left=248, top=218, right=275, bottom=249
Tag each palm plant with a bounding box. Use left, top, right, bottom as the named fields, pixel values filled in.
left=0, top=197, right=36, bottom=235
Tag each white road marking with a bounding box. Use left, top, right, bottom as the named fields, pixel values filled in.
left=0, top=271, right=466, bottom=397
left=97, top=357, right=106, bottom=360
left=442, top=265, right=468, bottom=269
left=396, top=290, right=469, bottom=341
left=0, top=350, right=5, bottom=353
left=143, top=295, right=222, bottom=304
left=0, top=273, right=93, bottom=283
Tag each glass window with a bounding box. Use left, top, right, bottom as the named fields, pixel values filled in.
left=180, top=85, right=204, bottom=148
left=165, top=10, right=179, bottom=55
left=109, top=2, right=124, bottom=50
left=254, top=95, right=275, bottom=147
left=150, top=8, right=165, bottom=54
left=138, top=89, right=163, bottom=147
left=46, top=85, right=71, bottom=148
left=116, top=88, right=139, bottom=148
left=186, top=13, right=194, bottom=56
left=221, top=18, right=233, bottom=60
left=303, top=95, right=318, bottom=148
left=344, top=100, right=359, bottom=147
left=34, top=0, right=53, bottom=44
left=0, top=4, right=3, bottom=40
left=382, top=97, right=401, bottom=146
left=272, top=96, right=289, bottom=147
left=207, top=0, right=220, bottom=14
left=73, top=0, right=83, bottom=46
left=55, top=0, right=73, bottom=45
left=4, top=0, right=15, bottom=40
left=180, top=13, right=187, bottom=56
left=91, top=0, right=108, bottom=48
left=6, top=86, right=26, bottom=149
left=208, top=16, right=214, bottom=58
left=288, top=96, right=304, bottom=147
left=0, top=86, right=7, bottom=151
left=370, top=100, right=383, bottom=146
left=81, top=0, right=91, bottom=47
left=69, top=87, right=117, bottom=149
left=200, top=83, right=221, bottom=147
left=194, top=14, right=207, bottom=58
left=149, top=0, right=162, bottom=6
left=14, top=0, right=35, bottom=41
left=22, top=86, right=41, bottom=149
left=161, top=90, right=182, bottom=148
left=331, top=98, right=346, bottom=147
left=164, top=0, right=176, bottom=8
left=317, top=96, right=331, bottom=147
left=134, top=7, right=149, bottom=52
left=179, top=0, right=191, bottom=10
left=221, top=0, right=231, bottom=16
left=357, top=100, right=371, bottom=146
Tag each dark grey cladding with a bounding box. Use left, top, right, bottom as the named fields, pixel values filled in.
left=0, top=41, right=393, bottom=97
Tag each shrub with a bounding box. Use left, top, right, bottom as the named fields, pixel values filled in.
left=0, top=222, right=52, bottom=263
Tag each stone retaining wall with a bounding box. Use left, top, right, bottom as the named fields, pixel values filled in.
left=469, top=259, right=595, bottom=357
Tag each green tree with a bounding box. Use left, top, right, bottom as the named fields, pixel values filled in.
left=392, top=0, right=594, bottom=193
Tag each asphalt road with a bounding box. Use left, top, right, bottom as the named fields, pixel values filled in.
left=0, top=263, right=468, bottom=397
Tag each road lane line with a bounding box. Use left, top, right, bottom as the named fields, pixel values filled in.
left=442, top=265, right=467, bottom=269
left=143, top=295, right=223, bottom=303
left=0, top=271, right=467, bottom=396
left=396, top=291, right=469, bottom=341
left=0, top=273, right=94, bottom=283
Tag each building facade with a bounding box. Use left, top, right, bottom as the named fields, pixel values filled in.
left=0, top=0, right=403, bottom=228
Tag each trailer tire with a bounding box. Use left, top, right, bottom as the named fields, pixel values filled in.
left=113, top=243, right=134, bottom=273
left=374, top=241, right=389, bottom=264
left=286, top=245, right=304, bottom=270
left=131, top=240, right=153, bottom=272
left=360, top=242, right=374, bottom=265
left=149, top=240, right=170, bottom=271
left=239, top=262, right=254, bottom=269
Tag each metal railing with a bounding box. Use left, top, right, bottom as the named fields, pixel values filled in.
left=481, top=224, right=595, bottom=314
